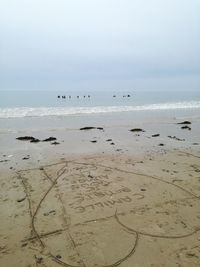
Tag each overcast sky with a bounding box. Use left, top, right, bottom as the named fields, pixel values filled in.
left=0, top=0, right=200, bottom=91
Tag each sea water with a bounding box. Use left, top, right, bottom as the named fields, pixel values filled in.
left=0, top=89, right=200, bottom=118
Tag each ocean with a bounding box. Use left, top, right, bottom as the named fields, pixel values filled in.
left=0, top=89, right=200, bottom=118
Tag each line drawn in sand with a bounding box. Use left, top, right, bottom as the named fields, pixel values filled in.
left=17, top=154, right=200, bottom=266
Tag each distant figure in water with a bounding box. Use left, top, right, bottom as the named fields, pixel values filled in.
left=77, top=96, right=79, bottom=98
left=113, top=95, right=116, bottom=98
left=127, top=94, right=131, bottom=97
left=69, top=95, right=71, bottom=99
left=83, top=95, right=86, bottom=98
left=57, top=95, right=60, bottom=98
left=62, top=95, right=66, bottom=99
left=88, top=95, right=90, bottom=98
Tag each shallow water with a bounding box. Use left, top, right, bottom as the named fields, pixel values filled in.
left=0, top=89, right=199, bottom=118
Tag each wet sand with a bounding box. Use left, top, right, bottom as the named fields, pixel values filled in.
left=0, top=117, right=200, bottom=266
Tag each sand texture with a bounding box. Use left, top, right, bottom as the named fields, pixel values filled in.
left=0, top=150, right=200, bottom=267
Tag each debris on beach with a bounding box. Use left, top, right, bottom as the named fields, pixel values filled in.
left=181, top=126, right=191, bottom=130
left=16, top=136, right=37, bottom=141
left=51, top=141, right=60, bottom=145
left=130, top=128, right=145, bottom=132
left=17, top=196, right=26, bottom=203
left=22, top=156, right=30, bottom=160
left=80, top=127, right=95, bottom=130
left=16, top=136, right=60, bottom=144
left=177, top=121, right=191, bottom=125
left=43, top=137, right=57, bottom=142
left=168, top=136, right=185, bottom=141
left=80, top=127, right=104, bottom=130
left=0, top=159, right=9, bottom=163
left=30, top=138, right=40, bottom=143
left=152, top=134, right=160, bottom=137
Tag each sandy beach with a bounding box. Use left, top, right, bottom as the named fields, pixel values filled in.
left=0, top=114, right=200, bottom=267
left=1, top=0, right=200, bottom=265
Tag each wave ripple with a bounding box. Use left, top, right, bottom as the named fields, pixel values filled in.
left=0, top=101, right=200, bottom=118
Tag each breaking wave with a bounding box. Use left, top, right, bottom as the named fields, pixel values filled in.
left=0, top=101, right=200, bottom=118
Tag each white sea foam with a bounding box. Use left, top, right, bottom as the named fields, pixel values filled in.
left=0, top=101, right=200, bottom=118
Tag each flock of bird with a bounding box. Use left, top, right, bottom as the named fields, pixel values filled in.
left=57, top=94, right=131, bottom=99
left=57, top=95, right=90, bottom=99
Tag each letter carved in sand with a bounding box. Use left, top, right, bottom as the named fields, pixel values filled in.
left=18, top=154, right=200, bottom=267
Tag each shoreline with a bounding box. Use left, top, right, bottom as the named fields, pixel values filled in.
left=0, top=112, right=200, bottom=170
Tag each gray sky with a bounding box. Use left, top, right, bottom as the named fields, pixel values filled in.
left=0, top=0, right=200, bottom=91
